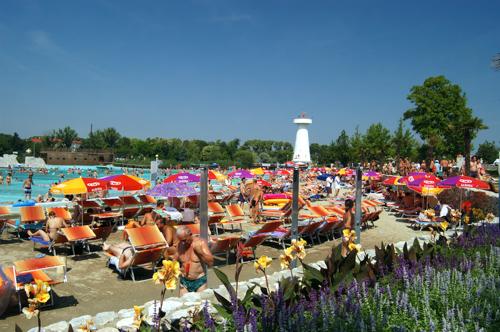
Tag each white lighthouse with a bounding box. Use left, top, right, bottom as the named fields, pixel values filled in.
left=292, top=113, right=312, bottom=164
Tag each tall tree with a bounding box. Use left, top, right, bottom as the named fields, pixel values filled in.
left=333, top=130, right=351, bottom=166
left=100, top=127, right=121, bottom=149
left=392, top=119, right=418, bottom=161
left=350, top=126, right=365, bottom=164
left=363, top=123, right=392, bottom=162
left=476, top=140, right=499, bottom=164
left=54, top=127, right=79, bottom=148
left=492, top=53, right=500, bottom=70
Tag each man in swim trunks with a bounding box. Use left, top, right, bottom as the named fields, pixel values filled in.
left=174, top=226, right=213, bottom=294
left=23, top=176, right=33, bottom=200
left=28, top=211, right=68, bottom=242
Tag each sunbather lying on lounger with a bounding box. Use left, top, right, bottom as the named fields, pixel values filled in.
left=28, top=211, right=68, bottom=242
left=103, top=242, right=134, bottom=275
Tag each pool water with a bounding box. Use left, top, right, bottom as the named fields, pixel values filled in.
left=0, top=166, right=151, bottom=204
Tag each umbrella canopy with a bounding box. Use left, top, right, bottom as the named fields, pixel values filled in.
left=337, top=168, right=354, bottom=176
left=250, top=167, right=265, bottom=175
left=256, top=179, right=272, bottom=187
left=406, top=177, right=441, bottom=188
left=362, top=171, right=381, bottom=180
left=147, top=183, right=198, bottom=198
left=163, top=172, right=200, bottom=184
left=207, top=170, right=226, bottom=181
left=228, top=169, right=254, bottom=179
left=408, top=186, right=444, bottom=196
left=50, top=177, right=108, bottom=195
left=408, top=172, right=427, bottom=177
left=316, top=174, right=329, bottom=181
left=438, top=176, right=490, bottom=190
left=382, top=176, right=405, bottom=186
left=100, top=174, right=150, bottom=191
left=275, top=169, right=292, bottom=176
left=401, top=173, right=440, bottom=185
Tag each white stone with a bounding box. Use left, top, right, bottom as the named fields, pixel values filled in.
left=180, top=292, right=202, bottom=303
left=94, top=311, right=117, bottom=328
left=199, top=289, right=214, bottom=299
left=161, top=299, right=183, bottom=314
left=117, top=308, right=135, bottom=319
left=169, top=308, right=191, bottom=321
left=115, top=317, right=135, bottom=331
left=69, top=315, right=93, bottom=329
left=316, top=261, right=327, bottom=269
left=28, top=328, right=45, bottom=332
left=183, top=301, right=202, bottom=308
left=44, top=321, right=69, bottom=332
left=97, top=328, right=119, bottom=332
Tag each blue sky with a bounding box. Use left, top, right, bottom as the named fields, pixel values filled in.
left=0, top=0, right=499, bottom=146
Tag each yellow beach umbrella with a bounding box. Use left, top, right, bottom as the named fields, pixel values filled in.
left=50, top=177, right=108, bottom=195
left=251, top=167, right=265, bottom=175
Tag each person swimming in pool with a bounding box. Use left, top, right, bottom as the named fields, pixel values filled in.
left=173, top=226, right=214, bottom=294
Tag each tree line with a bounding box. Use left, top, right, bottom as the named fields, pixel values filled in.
left=0, top=75, right=498, bottom=168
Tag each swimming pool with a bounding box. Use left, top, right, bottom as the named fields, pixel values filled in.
left=0, top=165, right=151, bottom=204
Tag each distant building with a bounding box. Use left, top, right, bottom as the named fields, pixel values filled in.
left=40, top=149, right=114, bottom=165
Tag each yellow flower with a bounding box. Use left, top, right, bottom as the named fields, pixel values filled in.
left=289, top=238, right=307, bottom=260
left=464, top=216, right=470, bottom=224
left=36, top=292, right=50, bottom=304
left=254, top=255, right=272, bottom=272
left=348, top=243, right=362, bottom=252
left=132, top=306, right=144, bottom=328
left=342, top=229, right=351, bottom=238
left=279, top=253, right=293, bottom=269
left=485, top=213, right=495, bottom=222
left=154, top=260, right=180, bottom=288
left=440, top=221, right=448, bottom=231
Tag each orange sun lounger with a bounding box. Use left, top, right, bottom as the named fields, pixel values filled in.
left=3, top=256, right=67, bottom=312
left=106, top=225, right=167, bottom=282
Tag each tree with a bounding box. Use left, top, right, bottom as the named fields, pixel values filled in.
left=100, top=128, right=121, bottom=149
left=492, top=53, right=500, bottom=70
left=362, top=123, right=392, bottom=162
left=332, top=130, right=351, bottom=166
left=201, top=145, right=223, bottom=162
left=82, top=132, right=105, bottom=150
left=350, top=126, right=365, bottom=164
left=476, top=140, right=499, bottom=164
left=234, top=150, right=256, bottom=168
left=54, top=127, right=79, bottom=148
left=392, top=119, right=418, bottom=161
left=405, top=76, right=472, bottom=163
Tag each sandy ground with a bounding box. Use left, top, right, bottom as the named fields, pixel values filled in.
left=0, top=207, right=421, bottom=331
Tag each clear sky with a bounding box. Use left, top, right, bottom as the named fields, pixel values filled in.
left=1, top=0, right=499, bottom=146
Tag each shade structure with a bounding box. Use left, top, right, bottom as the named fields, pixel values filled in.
left=147, top=183, right=198, bottom=198
left=316, top=174, right=329, bottom=181
left=401, top=173, right=440, bottom=185
left=100, top=174, right=150, bottom=191
left=406, top=177, right=441, bottom=188
left=250, top=167, right=265, bottom=175
left=207, top=170, right=226, bottom=181
left=408, top=186, right=444, bottom=196
left=362, top=171, right=381, bottom=180
left=382, top=176, right=405, bottom=186
left=438, top=176, right=490, bottom=190
left=163, top=172, right=200, bottom=184
left=228, top=169, right=254, bottom=179
left=337, top=168, right=354, bottom=176
left=274, top=169, right=292, bottom=176
left=50, top=177, right=108, bottom=195
left=256, top=179, right=272, bottom=187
